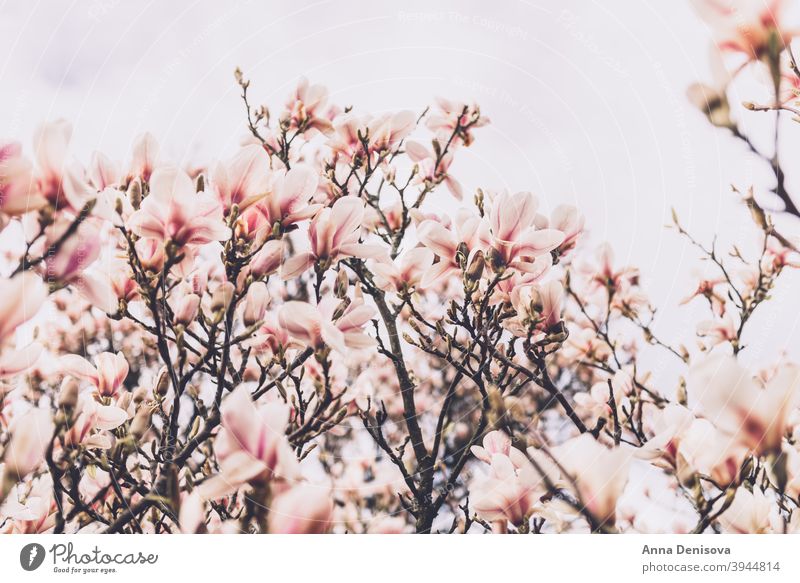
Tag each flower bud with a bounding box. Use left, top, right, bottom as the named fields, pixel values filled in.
left=116, top=391, right=133, bottom=412
left=676, top=379, right=688, bottom=406
left=127, top=179, right=142, bottom=209
left=154, top=367, right=170, bottom=398
left=175, top=293, right=201, bottom=326
left=242, top=281, right=270, bottom=327
left=211, top=282, right=235, bottom=314
left=334, top=268, right=349, bottom=299
left=94, top=352, right=130, bottom=398
left=132, top=386, right=149, bottom=405
left=465, top=251, right=485, bottom=285
left=130, top=406, right=152, bottom=441
left=250, top=240, right=284, bottom=278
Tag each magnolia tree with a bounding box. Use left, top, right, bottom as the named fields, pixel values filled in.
left=2, top=0, right=800, bottom=535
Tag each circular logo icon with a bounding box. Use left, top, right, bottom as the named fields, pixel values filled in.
left=19, top=543, right=46, bottom=571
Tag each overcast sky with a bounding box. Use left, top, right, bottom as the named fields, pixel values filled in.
left=3, top=0, right=800, bottom=371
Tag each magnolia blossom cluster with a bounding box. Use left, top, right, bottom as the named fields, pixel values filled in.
left=2, top=4, right=800, bottom=533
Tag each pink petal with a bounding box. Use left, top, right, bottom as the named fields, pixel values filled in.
left=417, top=220, right=457, bottom=259
left=60, top=354, right=100, bottom=386
left=280, top=252, right=315, bottom=280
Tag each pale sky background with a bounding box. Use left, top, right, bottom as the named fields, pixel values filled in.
left=2, top=0, right=800, bottom=375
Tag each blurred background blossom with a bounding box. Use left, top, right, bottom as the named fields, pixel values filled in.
left=3, top=0, right=799, bottom=379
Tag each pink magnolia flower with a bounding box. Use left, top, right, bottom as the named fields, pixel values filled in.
left=471, top=430, right=511, bottom=461
left=211, top=145, right=270, bottom=212
left=127, top=166, right=230, bottom=246
left=108, top=259, right=138, bottom=303
left=134, top=237, right=166, bottom=272
left=551, top=434, right=631, bottom=528
left=370, top=247, right=434, bottom=293
left=2, top=407, right=53, bottom=480
left=60, top=351, right=130, bottom=398
left=581, top=242, right=639, bottom=292
left=691, top=0, right=793, bottom=59
left=284, top=77, right=334, bottom=135
left=278, top=295, right=376, bottom=354
left=63, top=396, right=128, bottom=450
left=0, top=142, right=44, bottom=220
left=504, top=279, right=563, bottom=337
left=680, top=272, right=727, bottom=312
left=540, top=280, right=564, bottom=330
left=1, top=485, right=55, bottom=533
left=243, top=165, right=320, bottom=233
left=328, top=112, right=415, bottom=159
left=487, top=191, right=565, bottom=274
left=548, top=204, right=584, bottom=256
left=41, top=219, right=117, bottom=313
left=493, top=268, right=551, bottom=304
left=0, top=272, right=48, bottom=346
left=267, top=483, right=334, bottom=534
left=417, top=210, right=491, bottom=287
left=245, top=314, right=295, bottom=358
left=405, top=140, right=461, bottom=200
left=471, top=453, right=542, bottom=529
left=696, top=312, right=738, bottom=346
left=327, top=115, right=367, bottom=160
left=716, top=487, right=775, bottom=533
left=368, top=111, right=416, bottom=153
left=78, top=467, right=111, bottom=501
left=689, top=353, right=800, bottom=455
left=680, top=418, right=748, bottom=486
left=196, top=385, right=298, bottom=500
left=88, top=151, right=120, bottom=191
left=32, top=120, right=94, bottom=211
left=764, top=236, right=800, bottom=270
left=637, top=403, right=695, bottom=470
left=127, top=132, right=160, bottom=182
left=574, top=371, right=630, bottom=425
left=426, top=97, right=488, bottom=145
left=565, top=326, right=613, bottom=362
left=0, top=343, right=43, bottom=379
left=281, top=196, right=386, bottom=279
left=470, top=430, right=530, bottom=468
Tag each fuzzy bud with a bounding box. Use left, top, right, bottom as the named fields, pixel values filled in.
left=154, top=367, right=170, bottom=398
left=465, top=251, right=485, bottom=286
left=127, top=179, right=142, bottom=209
left=334, top=268, right=349, bottom=299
